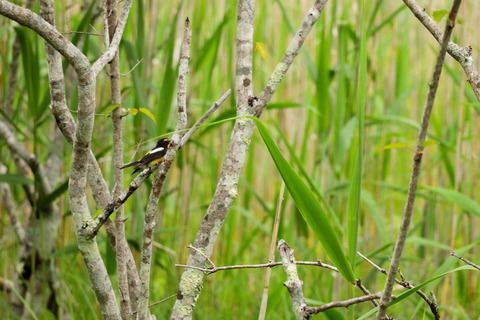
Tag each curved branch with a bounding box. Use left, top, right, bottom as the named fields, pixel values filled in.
left=402, top=0, right=480, bottom=102
left=0, top=0, right=89, bottom=74
left=91, top=0, right=133, bottom=77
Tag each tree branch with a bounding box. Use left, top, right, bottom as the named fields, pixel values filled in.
left=91, top=88, right=231, bottom=235
left=358, top=252, right=440, bottom=319
left=278, top=240, right=309, bottom=320
left=451, top=252, right=480, bottom=270
left=171, top=2, right=328, bottom=318
left=305, top=293, right=383, bottom=315
left=136, top=17, right=191, bottom=320
left=402, top=0, right=480, bottom=102
left=0, top=0, right=89, bottom=74
left=254, top=0, right=328, bottom=117
left=175, top=259, right=338, bottom=274
left=376, top=2, right=462, bottom=319
left=91, top=0, right=133, bottom=77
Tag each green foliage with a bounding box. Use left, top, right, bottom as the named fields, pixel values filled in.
left=1, top=0, right=479, bottom=319
left=252, top=117, right=356, bottom=283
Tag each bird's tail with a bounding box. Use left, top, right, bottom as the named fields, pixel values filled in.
left=120, top=161, right=141, bottom=169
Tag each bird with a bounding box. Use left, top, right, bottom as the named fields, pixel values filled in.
left=120, top=138, right=172, bottom=174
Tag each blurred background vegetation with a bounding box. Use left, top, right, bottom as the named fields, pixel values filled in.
left=1, top=0, right=479, bottom=318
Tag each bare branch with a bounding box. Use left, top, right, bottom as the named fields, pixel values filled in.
left=451, top=252, right=480, bottom=270
left=171, top=2, right=328, bottom=317
left=137, top=18, right=191, bottom=320
left=254, top=0, right=328, bottom=117
left=91, top=0, right=133, bottom=76
left=92, top=89, right=231, bottom=234
left=175, top=259, right=338, bottom=275
left=305, top=293, right=383, bottom=315
left=357, top=252, right=439, bottom=320
left=259, top=183, right=285, bottom=320
left=402, top=0, right=480, bottom=102
left=105, top=0, right=135, bottom=317
left=376, top=2, right=462, bottom=319
left=180, top=89, right=231, bottom=146
left=0, top=0, right=89, bottom=74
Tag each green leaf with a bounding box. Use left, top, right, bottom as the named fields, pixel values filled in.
left=250, top=117, right=356, bottom=283
left=347, top=0, right=368, bottom=271
left=0, top=174, right=33, bottom=185
left=138, top=107, right=157, bottom=124
left=104, top=103, right=122, bottom=115
left=383, top=142, right=407, bottom=150
left=357, top=266, right=477, bottom=320
left=423, top=186, right=480, bottom=217
left=421, top=139, right=440, bottom=148
left=267, top=102, right=308, bottom=109
left=406, top=236, right=451, bottom=251
left=433, top=10, right=449, bottom=22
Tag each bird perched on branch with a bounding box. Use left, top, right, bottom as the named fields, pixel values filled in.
left=120, top=138, right=172, bottom=174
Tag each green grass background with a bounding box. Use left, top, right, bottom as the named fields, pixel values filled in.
left=1, top=0, right=479, bottom=318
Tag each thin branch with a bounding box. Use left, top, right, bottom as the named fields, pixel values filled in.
left=376, top=2, right=462, bottom=319
left=358, top=252, right=440, bottom=320
left=356, top=279, right=379, bottom=307
left=171, top=2, right=328, bottom=317
left=451, top=252, right=480, bottom=270
left=254, top=0, right=329, bottom=117
left=402, top=0, right=480, bottom=103
left=91, top=0, right=133, bottom=77
left=121, top=59, right=143, bottom=76
left=175, top=260, right=338, bottom=274
left=0, top=0, right=90, bottom=74
left=92, top=89, right=231, bottom=235
left=180, top=89, right=231, bottom=145
left=0, top=118, right=53, bottom=199
left=258, top=182, right=285, bottom=320
left=136, top=17, right=191, bottom=320
left=105, top=0, right=134, bottom=317
left=63, top=31, right=104, bottom=37
left=305, top=293, right=383, bottom=315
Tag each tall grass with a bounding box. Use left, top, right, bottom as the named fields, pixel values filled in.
left=0, top=0, right=479, bottom=318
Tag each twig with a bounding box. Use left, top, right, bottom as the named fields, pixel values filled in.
left=186, top=245, right=215, bottom=267
left=180, top=89, right=231, bottom=146
left=132, top=294, right=176, bottom=314
left=91, top=0, right=133, bottom=76
left=402, top=0, right=480, bottom=103
left=254, top=0, right=329, bottom=117
left=91, top=88, right=231, bottom=235
left=63, top=31, right=104, bottom=37
left=304, top=293, right=384, bottom=315
left=136, top=17, right=191, bottom=320
left=376, top=1, right=462, bottom=319
left=171, top=1, right=328, bottom=318
left=356, top=279, right=379, bottom=307
left=258, top=182, right=285, bottom=320
left=358, top=252, right=440, bottom=320
left=451, top=252, right=480, bottom=270
left=175, top=260, right=338, bottom=275
left=121, top=59, right=143, bottom=76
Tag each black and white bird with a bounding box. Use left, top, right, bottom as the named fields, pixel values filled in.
left=120, top=138, right=172, bottom=174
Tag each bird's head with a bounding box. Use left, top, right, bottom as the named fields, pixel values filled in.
left=156, top=138, right=172, bottom=149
